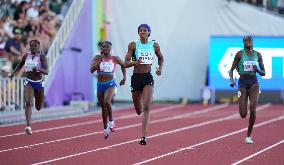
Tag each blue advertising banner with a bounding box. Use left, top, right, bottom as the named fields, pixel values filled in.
left=209, top=36, right=284, bottom=90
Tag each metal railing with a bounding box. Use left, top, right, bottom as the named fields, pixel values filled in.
left=0, top=0, right=86, bottom=112
left=0, top=77, right=24, bottom=112
left=45, top=0, right=86, bottom=91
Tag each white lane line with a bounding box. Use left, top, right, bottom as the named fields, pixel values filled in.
left=0, top=104, right=176, bottom=127
left=0, top=120, right=97, bottom=138
left=134, top=112, right=284, bottom=164
left=0, top=105, right=133, bottom=128
left=31, top=104, right=270, bottom=165
left=231, top=139, right=284, bottom=165
left=0, top=104, right=227, bottom=153
left=0, top=104, right=185, bottom=138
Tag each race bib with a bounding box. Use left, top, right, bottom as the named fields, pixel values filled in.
left=243, top=61, right=257, bottom=71
left=25, top=59, right=38, bottom=72
left=137, top=49, right=154, bottom=64
left=100, top=61, right=114, bottom=72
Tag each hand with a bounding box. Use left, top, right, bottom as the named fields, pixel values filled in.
left=9, top=73, right=14, bottom=79
left=156, top=67, right=162, bottom=76
left=230, top=81, right=235, bottom=88
left=253, top=65, right=258, bottom=72
left=119, top=78, right=126, bottom=86
left=133, top=58, right=142, bottom=66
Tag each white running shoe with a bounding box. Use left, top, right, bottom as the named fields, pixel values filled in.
left=25, top=126, right=32, bottom=135
left=108, top=120, right=115, bottom=132
left=245, top=137, right=253, bottom=144
left=104, top=128, right=111, bottom=139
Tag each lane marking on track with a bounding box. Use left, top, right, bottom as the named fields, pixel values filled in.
left=0, top=105, right=134, bottom=128
left=0, top=104, right=227, bottom=153
left=231, top=139, right=284, bottom=165
left=134, top=110, right=284, bottom=164
left=1, top=104, right=169, bottom=127
left=31, top=104, right=270, bottom=165
left=0, top=104, right=177, bottom=128
left=0, top=104, right=185, bottom=138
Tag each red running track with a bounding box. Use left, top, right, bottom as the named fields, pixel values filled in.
left=0, top=103, right=283, bottom=165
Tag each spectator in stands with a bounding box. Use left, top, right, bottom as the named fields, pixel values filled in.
left=26, top=5, right=39, bottom=20
left=0, top=18, right=9, bottom=57
left=4, top=27, right=24, bottom=68
left=24, top=18, right=38, bottom=35
left=2, top=15, right=16, bottom=39
left=268, top=0, right=279, bottom=11
left=13, top=1, right=29, bottom=21
left=50, top=0, right=63, bottom=15
left=277, top=0, right=284, bottom=14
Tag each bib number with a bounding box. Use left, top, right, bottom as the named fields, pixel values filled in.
left=138, top=49, right=154, bottom=64
left=100, top=62, right=114, bottom=72
left=25, top=59, right=38, bottom=72
left=243, top=61, right=256, bottom=71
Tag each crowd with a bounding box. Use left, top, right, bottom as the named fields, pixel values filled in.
left=0, top=0, right=72, bottom=112
left=0, top=0, right=72, bottom=78
left=234, top=0, right=284, bottom=15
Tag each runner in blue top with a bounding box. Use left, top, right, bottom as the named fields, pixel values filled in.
left=229, top=36, right=265, bottom=144
left=9, top=39, right=48, bottom=135
left=124, top=24, right=164, bottom=145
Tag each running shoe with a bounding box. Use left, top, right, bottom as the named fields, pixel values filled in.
left=25, top=126, right=32, bottom=135
left=245, top=137, right=253, bottom=144
left=139, top=137, right=147, bottom=145
left=108, top=120, right=115, bottom=132
left=104, top=128, right=111, bottom=139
